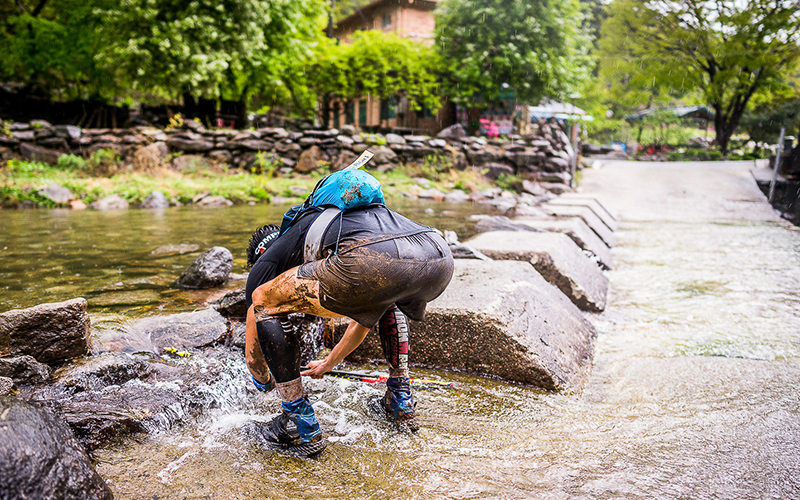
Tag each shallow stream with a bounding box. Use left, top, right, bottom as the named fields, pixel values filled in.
left=2, top=175, right=800, bottom=499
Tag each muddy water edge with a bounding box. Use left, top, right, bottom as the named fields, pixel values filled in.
left=3, top=174, right=800, bottom=499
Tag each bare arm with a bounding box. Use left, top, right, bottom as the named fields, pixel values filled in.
left=301, top=319, right=370, bottom=379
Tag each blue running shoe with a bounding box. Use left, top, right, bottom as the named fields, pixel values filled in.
left=259, top=396, right=328, bottom=457
left=373, top=377, right=419, bottom=432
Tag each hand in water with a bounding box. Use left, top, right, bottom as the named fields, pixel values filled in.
left=301, top=359, right=330, bottom=379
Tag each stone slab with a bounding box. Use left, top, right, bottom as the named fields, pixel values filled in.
left=560, top=193, right=619, bottom=220
left=511, top=217, right=613, bottom=270
left=547, top=196, right=617, bottom=231
left=540, top=204, right=615, bottom=248
left=0, top=298, right=90, bottom=364
left=335, top=260, right=597, bottom=393
left=465, top=231, right=608, bottom=312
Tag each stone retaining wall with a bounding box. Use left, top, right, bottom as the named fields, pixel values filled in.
left=1, top=119, right=577, bottom=184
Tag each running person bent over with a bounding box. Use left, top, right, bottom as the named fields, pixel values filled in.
left=244, top=174, right=454, bottom=457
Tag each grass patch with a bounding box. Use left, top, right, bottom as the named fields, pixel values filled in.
left=0, top=157, right=495, bottom=208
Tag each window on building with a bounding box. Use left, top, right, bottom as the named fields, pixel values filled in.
left=416, top=102, right=435, bottom=119
left=380, top=97, right=397, bottom=120
left=346, top=102, right=355, bottom=125
left=359, top=100, right=368, bottom=126
left=382, top=13, right=391, bottom=28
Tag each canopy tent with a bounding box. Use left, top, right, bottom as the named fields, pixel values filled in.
left=625, top=106, right=714, bottom=122
left=529, top=101, right=593, bottom=121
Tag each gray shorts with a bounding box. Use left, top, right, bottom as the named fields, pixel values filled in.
left=297, top=230, right=454, bottom=327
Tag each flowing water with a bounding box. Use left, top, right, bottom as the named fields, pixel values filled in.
left=3, top=166, right=800, bottom=499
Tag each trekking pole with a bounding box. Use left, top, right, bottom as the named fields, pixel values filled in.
left=301, top=366, right=455, bottom=390
left=769, top=127, right=786, bottom=203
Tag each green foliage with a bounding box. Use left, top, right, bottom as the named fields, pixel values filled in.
left=494, top=173, right=524, bottom=193
left=309, top=31, right=441, bottom=117
left=56, top=154, right=88, bottom=172
left=86, top=148, right=119, bottom=176
left=254, top=152, right=280, bottom=177
left=434, top=0, right=593, bottom=105
left=595, top=0, right=800, bottom=153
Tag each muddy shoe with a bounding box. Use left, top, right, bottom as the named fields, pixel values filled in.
left=368, top=377, right=420, bottom=432
left=258, top=396, right=328, bottom=457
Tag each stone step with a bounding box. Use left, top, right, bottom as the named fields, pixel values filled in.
left=559, top=193, right=619, bottom=221
left=465, top=231, right=608, bottom=312
left=336, top=260, right=597, bottom=393
left=547, top=196, right=618, bottom=231
left=510, top=217, right=613, bottom=270
left=538, top=204, right=616, bottom=248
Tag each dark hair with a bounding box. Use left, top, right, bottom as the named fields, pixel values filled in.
left=246, top=224, right=280, bottom=268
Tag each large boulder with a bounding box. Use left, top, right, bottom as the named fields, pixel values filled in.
left=0, top=397, right=113, bottom=500
left=465, top=231, right=608, bottom=312
left=295, top=145, right=326, bottom=173
left=129, top=308, right=228, bottom=350
left=337, top=260, right=597, bottom=392
left=132, top=141, right=169, bottom=169
left=166, top=137, right=214, bottom=152
left=177, top=246, right=233, bottom=288
left=0, top=298, right=90, bottom=364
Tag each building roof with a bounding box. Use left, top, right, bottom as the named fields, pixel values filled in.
left=335, top=0, right=438, bottom=27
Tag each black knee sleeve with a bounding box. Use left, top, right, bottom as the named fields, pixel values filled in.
left=256, top=315, right=300, bottom=383
left=378, top=306, right=409, bottom=371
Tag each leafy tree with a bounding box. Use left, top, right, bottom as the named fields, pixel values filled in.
left=596, top=0, right=800, bottom=154
left=433, top=0, right=593, bottom=106
left=96, top=0, right=327, bottom=110
left=0, top=0, right=114, bottom=99
left=308, top=31, right=441, bottom=127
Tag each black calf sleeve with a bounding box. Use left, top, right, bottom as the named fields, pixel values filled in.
left=256, top=316, right=301, bottom=383
left=378, top=306, right=410, bottom=376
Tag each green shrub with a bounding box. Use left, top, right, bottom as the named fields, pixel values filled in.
left=56, top=154, right=87, bottom=171
left=87, top=148, right=119, bottom=176
left=494, top=173, right=524, bottom=193
left=708, top=150, right=723, bottom=160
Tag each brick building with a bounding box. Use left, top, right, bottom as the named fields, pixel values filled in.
left=327, top=0, right=455, bottom=134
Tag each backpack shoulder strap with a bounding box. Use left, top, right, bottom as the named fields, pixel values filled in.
left=303, top=207, right=342, bottom=262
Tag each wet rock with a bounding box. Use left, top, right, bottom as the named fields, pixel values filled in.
left=444, top=190, right=470, bottom=203
left=0, top=397, right=113, bottom=499
left=418, top=188, right=446, bottom=200
left=210, top=287, right=247, bottom=319
left=339, top=260, right=597, bottom=392
left=0, top=377, right=12, bottom=395
left=0, top=298, right=90, bottom=365
left=177, top=246, right=233, bottom=288
left=90, top=193, right=129, bottom=210
left=20, top=142, right=64, bottom=164
left=548, top=196, right=617, bottom=232
left=13, top=130, right=36, bottom=141
left=140, top=190, right=170, bottom=209
left=542, top=204, right=615, bottom=248
left=340, top=125, right=356, bottom=136
left=53, top=125, right=82, bottom=140
left=544, top=156, right=570, bottom=172
left=37, top=182, right=75, bottom=204
left=436, top=124, right=467, bottom=140
left=131, top=308, right=228, bottom=350
left=55, top=352, right=153, bottom=392
left=0, top=355, right=52, bottom=384
left=539, top=180, right=574, bottom=193
left=510, top=218, right=612, bottom=270
left=466, top=231, right=608, bottom=312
